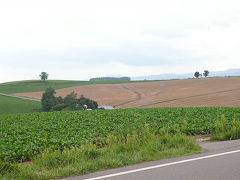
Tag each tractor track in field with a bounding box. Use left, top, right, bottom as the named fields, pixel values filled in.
left=137, top=87, right=240, bottom=108
left=113, top=85, right=142, bottom=108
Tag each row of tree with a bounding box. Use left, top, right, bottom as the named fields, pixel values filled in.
left=194, top=70, right=209, bottom=78
left=41, top=88, right=98, bottom=112
left=90, top=77, right=131, bottom=81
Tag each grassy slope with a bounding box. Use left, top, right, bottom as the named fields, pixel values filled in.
left=0, top=95, right=41, bottom=114
left=0, top=80, right=143, bottom=94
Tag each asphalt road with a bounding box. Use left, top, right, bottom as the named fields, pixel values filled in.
left=63, top=139, right=240, bottom=180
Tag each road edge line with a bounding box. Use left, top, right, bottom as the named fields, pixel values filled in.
left=84, top=149, right=240, bottom=180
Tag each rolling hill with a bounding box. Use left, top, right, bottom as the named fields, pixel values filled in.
left=0, top=80, right=139, bottom=114
left=14, top=77, right=240, bottom=108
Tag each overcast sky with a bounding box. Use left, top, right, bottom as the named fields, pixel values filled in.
left=0, top=0, right=240, bottom=82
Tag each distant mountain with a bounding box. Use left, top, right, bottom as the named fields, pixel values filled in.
left=131, top=73, right=193, bottom=81
left=209, top=69, right=240, bottom=77
left=131, top=69, right=240, bottom=81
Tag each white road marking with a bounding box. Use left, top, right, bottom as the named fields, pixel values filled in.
left=83, top=149, right=240, bottom=180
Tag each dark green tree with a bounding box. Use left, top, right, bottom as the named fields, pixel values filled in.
left=63, top=92, right=78, bottom=110
left=41, top=88, right=99, bottom=111
left=78, top=95, right=98, bottom=109
left=203, top=70, right=210, bottom=77
left=194, top=71, right=200, bottom=78
left=39, top=72, right=49, bottom=81
left=51, top=96, right=65, bottom=111
left=41, top=87, right=57, bottom=111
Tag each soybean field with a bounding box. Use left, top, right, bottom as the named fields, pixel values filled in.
left=1, top=107, right=240, bottom=162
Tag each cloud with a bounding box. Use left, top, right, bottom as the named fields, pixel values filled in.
left=0, top=0, right=240, bottom=82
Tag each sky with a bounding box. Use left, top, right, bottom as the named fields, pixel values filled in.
left=0, top=0, right=240, bottom=82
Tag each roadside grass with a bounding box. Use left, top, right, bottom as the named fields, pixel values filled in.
left=0, top=95, right=41, bottom=114
left=0, top=127, right=201, bottom=180
left=211, top=115, right=240, bottom=141
left=0, top=80, right=149, bottom=94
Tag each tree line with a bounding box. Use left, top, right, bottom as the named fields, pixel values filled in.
left=89, top=77, right=131, bottom=81
left=41, top=87, right=98, bottom=112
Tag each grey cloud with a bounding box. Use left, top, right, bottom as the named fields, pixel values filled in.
left=0, top=41, right=214, bottom=69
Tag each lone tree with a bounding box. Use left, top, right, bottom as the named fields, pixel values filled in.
left=39, top=72, right=49, bottom=81
left=203, top=70, right=210, bottom=77
left=194, top=71, right=200, bottom=78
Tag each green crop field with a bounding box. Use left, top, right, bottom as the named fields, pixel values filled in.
left=0, top=95, right=41, bottom=114
left=1, top=107, right=240, bottom=162
left=0, top=80, right=144, bottom=94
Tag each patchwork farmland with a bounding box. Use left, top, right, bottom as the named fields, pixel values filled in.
left=14, top=77, right=240, bottom=108
left=1, top=77, right=240, bottom=179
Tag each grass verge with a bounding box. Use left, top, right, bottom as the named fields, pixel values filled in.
left=211, top=115, right=240, bottom=141
left=0, top=127, right=201, bottom=180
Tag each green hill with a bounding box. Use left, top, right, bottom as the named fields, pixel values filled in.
left=0, top=80, right=137, bottom=94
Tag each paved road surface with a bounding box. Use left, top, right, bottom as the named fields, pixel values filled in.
left=63, top=140, right=240, bottom=180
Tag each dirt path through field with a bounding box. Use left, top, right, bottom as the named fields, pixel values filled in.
left=0, top=93, right=40, bottom=102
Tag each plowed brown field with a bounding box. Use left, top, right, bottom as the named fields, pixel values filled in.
left=14, top=77, right=240, bottom=108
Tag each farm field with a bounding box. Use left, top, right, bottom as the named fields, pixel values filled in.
left=0, top=80, right=136, bottom=94
left=0, top=95, right=41, bottom=114
left=1, top=107, right=240, bottom=162
left=15, top=77, right=240, bottom=108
